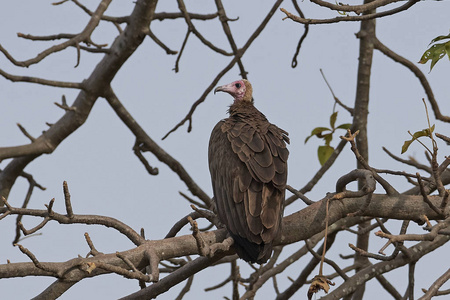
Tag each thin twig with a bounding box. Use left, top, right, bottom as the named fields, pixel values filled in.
left=286, top=185, right=314, bottom=205
left=63, top=181, right=74, bottom=218
left=147, top=29, right=178, bottom=55
left=320, top=69, right=354, bottom=115
left=84, top=232, right=102, bottom=257
left=0, top=68, right=83, bottom=89
left=290, top=0, right=309, bottom=68
left=417, top=173, right=444, bottom=217
left=173, top=29, right=191, bottom=73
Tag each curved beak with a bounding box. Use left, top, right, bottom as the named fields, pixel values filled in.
left=214, top=86, right=225, bottom=94
left=214, top=82, right=233, bottom=95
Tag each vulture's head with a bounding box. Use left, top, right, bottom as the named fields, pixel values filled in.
left=214, top=79, right=253, bottom=103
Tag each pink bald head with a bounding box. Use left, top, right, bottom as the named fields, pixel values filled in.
left=214, top=79, right=253, bottom=102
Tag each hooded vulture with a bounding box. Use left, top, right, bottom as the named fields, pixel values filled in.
left=209, top=79, right=289, bottom=264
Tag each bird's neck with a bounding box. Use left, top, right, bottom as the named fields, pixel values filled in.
left=228, top=100, right=255, bottom=116
left=228, top=100, right=268, bottom=128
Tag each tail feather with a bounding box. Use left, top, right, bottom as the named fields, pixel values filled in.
left=230, top=233, right=272, bottom=264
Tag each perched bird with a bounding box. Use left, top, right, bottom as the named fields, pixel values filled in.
left=209, top=79, right=289, bottom=264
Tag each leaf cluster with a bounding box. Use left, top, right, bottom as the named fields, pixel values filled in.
left=305, top=111, right=351, bottom=165
left=419, top=32, right=450, bottom=72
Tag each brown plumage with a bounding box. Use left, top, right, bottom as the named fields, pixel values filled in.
left=209, top=79, right=289, bottom=264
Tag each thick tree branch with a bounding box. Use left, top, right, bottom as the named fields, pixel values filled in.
left=0, top=192, right=447, bottom=298
left=351, top=4, right=376, bottom=297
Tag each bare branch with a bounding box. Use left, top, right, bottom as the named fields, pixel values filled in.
left=173, top=29, right=191, bottom=73
left=280, top=1, right=419, bottom=25
left=310, top=0, right=403, bottom=14
left=16, top=124, right=36, bottom=142
left=17, top=32, right=76, bottom=41
left=175, top=272, right=194, bottom=300
left=176, top=0, right=232, bottom=56
left=0, top=68, right=83, bottom=89
left=69, top=0, right=130, bottom=24
left=382, top=147, right=432, bottom=173
left=215, top=0, right=249, bottom=78
left=417, top=173, right=444, bottom=217
left=63, top=181, right=74, bottom=218
left=436, top=133, right=450, bottom=145
left=179, top=192, right=208, bottom=210
left=375, top=273, right=402, bottom=300
left=290, top=0, right=309, bottom=68
left=15, top=244, right=60, bottom=277
left=84, top=232, right=102, bottom=257
left=33, top=280, right=77, bottom=300
left=375, top=218, right=450, bottom=243
left=419, top=268, right=450, bottom=300
left=133, top=141, right=159, bottom=176
left=1, top=198, right=145, bottom=246
left=286, top=185, right=314, bottom=205
left=146, top=28, right=178, bottom=55
left=305, top=235, right=348, bottom=280
left=204, top=274, right=231, bottom=291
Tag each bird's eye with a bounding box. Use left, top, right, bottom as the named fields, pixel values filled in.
left=235, top=83, right=241, bottom=88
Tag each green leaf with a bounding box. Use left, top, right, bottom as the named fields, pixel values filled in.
left=318, top=145, right=334, bottom=166
left=419, top=41, right=450, bottom=72
left=329, top=111, right=338, bottom=130
left=336, top=123, right=352, bottom=130
left=323, top=133, right=333, bottom=146
left=430, top=34, right=450, bottom=44
left=446, top=42, right=450, bottom=60
left=305, top=127, right=331, bottom=144
left=401, top=125, right=435, bottom=154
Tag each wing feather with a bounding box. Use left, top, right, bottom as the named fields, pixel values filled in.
left=248, top=133, right=264, bottom=152
left=248, top=183, right=262, bottom=217
left=253, top=143, right=273, bottom=168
